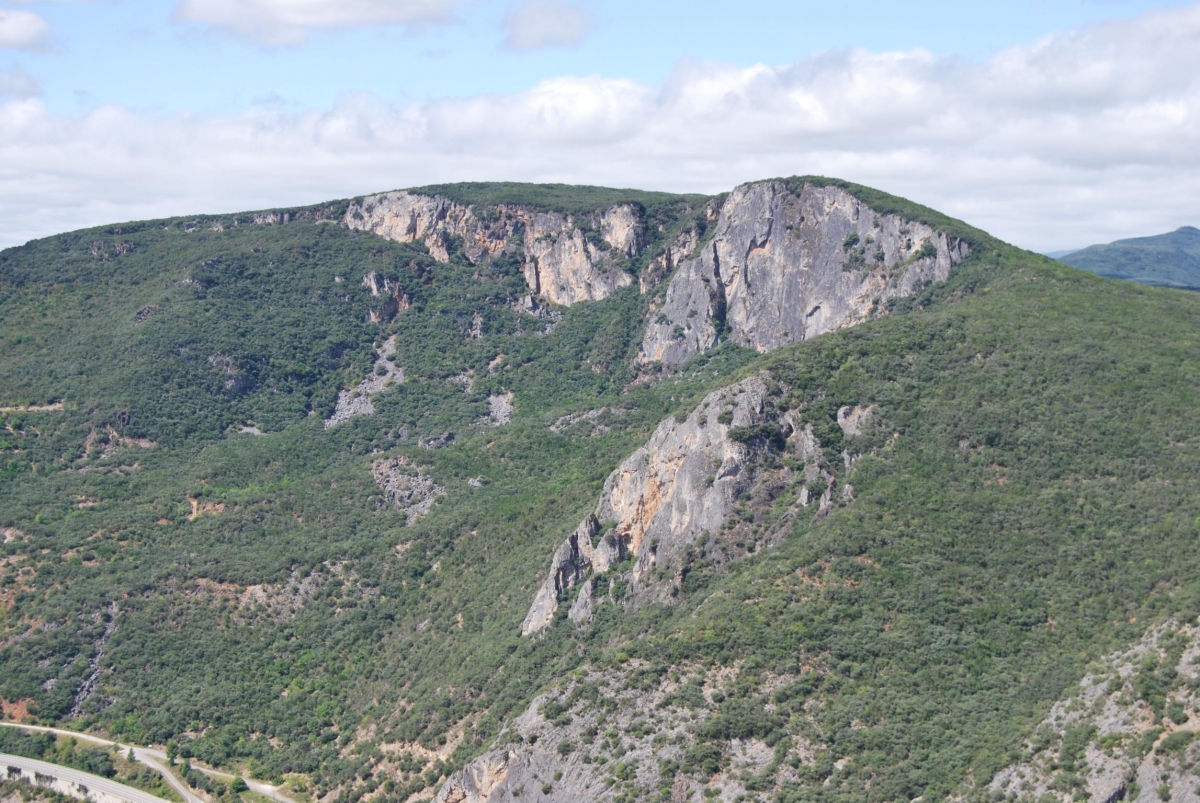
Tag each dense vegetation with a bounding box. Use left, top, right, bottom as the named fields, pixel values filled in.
left=612, top=252, right=1200, bottom=802
left=3, top=180, right=1200, bottom=803
left=405, top=181, right=710, bottom=216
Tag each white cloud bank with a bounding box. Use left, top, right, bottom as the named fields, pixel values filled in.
left=2, top=3, right=1199, bottom=250
left=502, top=0, right=592, bottom=51
left=173, top=0, right=474, bottom=46
left=0, top=8, right=50, bottom=49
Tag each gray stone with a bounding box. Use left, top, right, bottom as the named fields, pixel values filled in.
left=640, top=181, right=970, bottom=368
left=345, top=192, right=645, bottom=307
left=837, top=404, right=875, bottom=436
left=522, top=375, right=782, bottom=632
left=324, top=336, right=404, bottom=428
left=372, top=456, right=445, bottom=526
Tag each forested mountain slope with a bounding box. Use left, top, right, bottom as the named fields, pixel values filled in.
left=2, top=179, right=1200, bottom=803
left=1061, top=226, right=1200, bottom=289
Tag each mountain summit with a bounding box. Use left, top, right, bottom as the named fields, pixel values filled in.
left=1060, top=225, right=1200, bottom=289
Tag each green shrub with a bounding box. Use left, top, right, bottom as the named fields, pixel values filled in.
left=1158, top=731, right=1194, bottom=753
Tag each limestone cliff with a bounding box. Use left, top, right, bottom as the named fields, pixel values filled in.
left=521, top=376, right=775, bottom=634
left=522, top=374, right=864, bottom=635
left=640, top=181, right=970, bottom=368
left=344, top=192, right=644, bottom=306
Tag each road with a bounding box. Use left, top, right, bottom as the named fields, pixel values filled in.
left=0, top=723, right=296, bottom=803
left=1, top=751, right=167, bottom=803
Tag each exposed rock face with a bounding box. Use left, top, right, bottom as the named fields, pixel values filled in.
left=837, top=404, right=875, bottom=436
left=549, top=406, right=630, bottom=437
left=433, top=740, right=611, bottom=803
left=345, top=192, right=644, bottom=306
left=639, top=204, right=718, bottom=294
left=372, top=456, right=445, bottom=526
left=436, top=661, right=823, bottom=803
left=522, top=210, right=635, bottom=306
left=361, top=271, right=410, bottom=323
left=640, top=182, right=970, bottom=368
left=324, top=336, right=404, bottom=428
left=82, top=426, right=156, bottom=461
left=987, top=619, right=1200, bottom=803
left=522, top=374, right=888, bottom=635
left=486, top=393, right=514, bottom=426
left=522, top=376, right=785, bottom=635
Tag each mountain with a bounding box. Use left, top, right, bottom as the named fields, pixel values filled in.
left=1060, top=226, right=1200, bottom=289
left=3, top=178, right=1200, bottom=803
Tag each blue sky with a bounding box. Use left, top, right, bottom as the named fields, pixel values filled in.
left=1, top=0, right=1198, bottom=250
left=19, top=0, right=1193, bottom=114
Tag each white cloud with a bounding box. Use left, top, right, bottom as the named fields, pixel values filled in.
left=2, top=3, right=1199, bottom=251
left=502, top=0, right=591, bottom=51
left=0, top=8, right=50, bottom=49
left=172, top=0, right=474, bottom=46
left=0, top=63, right=39, bottom=95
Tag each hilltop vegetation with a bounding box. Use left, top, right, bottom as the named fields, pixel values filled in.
left=1061, top=226, right=1200, bottom=289
left=2, top=181, right=1200, bottom=803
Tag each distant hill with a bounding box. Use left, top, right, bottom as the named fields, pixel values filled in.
left=1061, top=226, right=1200, bottom=289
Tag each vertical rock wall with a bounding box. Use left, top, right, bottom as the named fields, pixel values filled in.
left=521, top=375, right=782, bottom=634
left=344, top=192, right=645, bottom=306
left=639, top=181, right=970, bottom=368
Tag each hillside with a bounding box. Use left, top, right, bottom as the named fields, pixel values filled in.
left=2, top=179, right=1200, bottom=803
left=1060, top=226, right=1200, bottom=289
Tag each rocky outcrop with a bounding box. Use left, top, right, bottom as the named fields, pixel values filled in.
left=523, top=376, right=790, bottom=635
left=361, top=271, right=410, bottom=323
left=324, top=336, right=404, bottom=428
left=436, top=661, right=823, bottom=803
left=837, top=404, right=875, bottom=436
left=640, top=181, right=970, bottom=368
left=372, top=456, right=445, bottom=525
left=486, top=393, right=514, bottom=426
left=344, top=192, right=645, bottom=306
left=987, top=619, right=1200, bottom=803
left=549, top=407, right=630, bottom=437
left=434, top=742, right=607, bottom=803
left=522, top=372, right=887, bottom=634
left=521, top=210, right=636, bottom=306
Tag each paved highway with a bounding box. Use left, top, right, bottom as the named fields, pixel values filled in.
left=0, top=723, right=296, bottom=803
left=1, top=751, right=167, bottom=803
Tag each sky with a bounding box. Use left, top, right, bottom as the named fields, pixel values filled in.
left=1, top=0, right=1198, bottom=251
